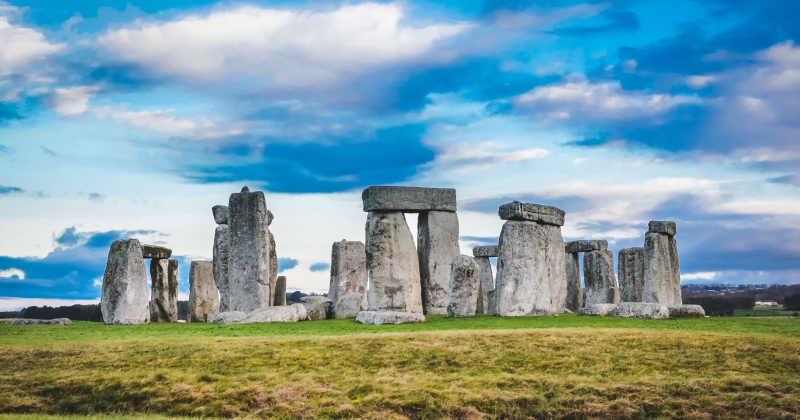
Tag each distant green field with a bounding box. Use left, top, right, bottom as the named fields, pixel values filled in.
left=734, top=305, right=798, bottom=318
left=2, top=315, right=799, bottom=419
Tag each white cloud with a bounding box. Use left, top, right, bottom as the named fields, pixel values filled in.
left=0, top=5, right=64, bottom=76
left=572, top=157, right=587, bottom=166
left=0, top=268, right=24, bottom=279
left=682, top=272, right=717, bottom=280
left=93, top=105, right=251, bottom=138
left=48, top=86, right=99, bottom=116
left=431, top=142, right=549, bottom=172
left=685, top=74, right=716, bottom=89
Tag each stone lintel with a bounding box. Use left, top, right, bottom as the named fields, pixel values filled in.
left=498, top=201, right=565, bottom=226
left=648, top=221, right=677, bottom=236
left=362, top=186, right=456, bottom=212
left=472, top=245, right=499, bottom=257
left=565, top=239, right=608, bottom=254
left=141, top=245, right=172, bottom=259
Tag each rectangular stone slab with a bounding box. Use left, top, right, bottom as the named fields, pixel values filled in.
left=564, top=240, right=608, bottom=253
left=472, top=245, right=499, bottom=257
left=362, top=186, right=457, bottom=212
left=212, top=205, right=229, bottom=225
left=498, top=201, right=565, bottom=226
left=648, top=220, right=677, bottom=236
left=141, top=245, right=172, bottom=259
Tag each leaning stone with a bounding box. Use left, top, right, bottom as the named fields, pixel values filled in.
left=610, top=302, right=669, bottom=319
left=564, top=240, right=608, bottom=254
left=498, top=201, right=565, bottom=226
left=648, top=221, right=677, bottom=236
left=208, top=311, right=247, bottom=324
left=487, top=289, right=497, bottom=315
left=242, top=304, right=308, bottom=323
left=475, top=257, right=494, bottom=314
left=365, top=211, right=423, bottom=313
left=212, top=205, right=229, bottom=225
left=418, top=211, right=460, bottom=315
left=446, top=255, right=481, bottom=318
left=213, top=225, right=230, bottom=312
left=188, top=261, right=219, bottom=323
left=579, top=304, right=617, bottom=316
left=150, top=258, right=178, bottom=322
left=302, top=301, right=332, bottom=321
left=669, top=305, right=705, bottom=318
left=299, top=296, right=331, bottom=304
left=565, top=252, right=583, bottom=312
left=643, top=231, right=682, bottom=306
left=269, top=231, right=278, bottom=307
left=334, top=293, right=367, bottom=319
left=12, top=318, right=72, bottom=325
left=355, top=311, right=425, bottom=325
left=101, top=239, right=150, bottom=325
left=141, top=244, right=172, bottom=259
left=472, top=245, right=499, bottom=258
left=328, top=240, right=368, bottom=305
left=362, top=186, right=457, bottom=213
left=274, top=276, right=287, bottom=306
left=584, top=249, right=620, bottom=305
left=228, top=186, right=271, bottom=313
left=618, top=247, right=644, bottom=302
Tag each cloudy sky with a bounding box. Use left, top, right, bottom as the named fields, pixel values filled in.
left=1, top=0, right=799, bottom=310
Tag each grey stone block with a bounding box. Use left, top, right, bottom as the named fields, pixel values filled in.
left=274, top=276, right=287, bottom=306
left=302, top=301, right=333, bottom=321
left=648, top=220, right=677, bottom=236
left=564, top=240, right=608, bottom=253
left=475, top=256, right=494, bottom=314
left=299, top=296, right=331, bottom=304
left=584, top=249, right=620, bottom=305
left=487, top=289, right=497, bottom=315
left=446, top=255, right=481, bottom=318
left=609, top=302, right=669, bottom=319
left=618, top=247, right=644, bottom=302
left=188, top=261, right=219, bottom=323
left=578, top=303, right=616, bottom=316
left=267, top=210, right=274, bottom=226
left=149, top=258, right=178, bottom=322
left=213, top=225, right=230, bottom=312
left=498, top=201, right=565, bottom=226
left=669, top=304, right=705, bottom=318
left=362, top=186, right=457, bottom=212
left=565, top=252, right=583, bottom=312
left=212, top=205, right=229, bottom=225
left=328, top=240, right=367, bottom=305
left=101, top=239, right=150, bottom=325
left=12, top=318, right=72, bottom=325
left=355, top=311, right=425, bottom=325
left=209, top=311, right=247, bottom=324
left=141, top=244, right=172, bottom=259
left=228, top=186, right=271, bottom=313
left=472, top=245, right=499, bottom=257
left=643, top=232, right=682, bottom=306
left=418, top=211, right=460, bottom=315
left=334, top=292, right=367, bottom=319
left=242, top=304, right=308, bottom=323
left=269, top=231, right=277, bottom=307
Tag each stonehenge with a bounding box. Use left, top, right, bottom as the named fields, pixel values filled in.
left=609, top=302, right=670, bottom=319
left=328, top=240, right=368, bottom=317
left=418, top=211, right=460, bottom=314
left=584, top=249, right=620, bottom=305
left=564, top=251, right=582, bottom=312
left=472, top=245, right=497, bottom=314
left=446, top=255, right=481, bottom=318
left=188, top=261, right=219, bottom=322
left=101, top=239, right=150, bottom=325
left=228, top=186, right=272, bottom=313
left=274, top=276, right=287, bottom=306
left=213, top=216, right=230, bottom=312
left=643, top=221, right=682, bottom=306
left=618, top=247, right=644, bottom=302
left=150, top=258, right=178, bottom=322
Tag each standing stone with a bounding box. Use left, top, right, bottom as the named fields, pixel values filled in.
left=584, top=249, right=620, bottom=305
left=487, top=289, right=497, bottom=315
left=334, top=292, right=367, bottom=319
left=476, top=280, right=484, bottom=315
left=150, top=258, right=178, bottom=322
left=188, top=261, right=219, bottom=323
left=269, top=231, right=277, bottom=307
left=474, top=257, right=494, bottom=314
left=213, top=224, right=230, bottom=312
left=418, top=211, right=460, bottom=315
left=274, top=276, right=287, bottom=306
left=328, top=240, right=368, bottom=305
left=643, top=221, right=682, bottom=306
left=446, top=255, right=481, bottom=317
left=565, top=252, right=583, bottom=312
left=228, top=186, right=271, bottom=313
left=618, top=247, right=645, bottom=302
left=101, top=239, right=150, bottom=325
left=365, top=211, right=423, bottom=313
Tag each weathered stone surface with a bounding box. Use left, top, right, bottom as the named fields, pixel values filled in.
left=362, top=186, right=457, bottom=212
left=564, top=240, right=608, bottom=254
left=498, top=201, right=565, bottom=226
left=495, top=220, right=567, bottom=316
left=12, top=318, right=71, bottom=325
left=328, top=240, right=367, bottom=305
left=267, top=210, right=274, bottom=226
left=269, top=231, right=277, bottom=307
left=141, top=244, right=172, bottom=259
left=274, top=276, right=287, bottom=306
left=418, top=211, right=460, bottom=315
left=446, top=255, right=481, bottom=318
left=300, top=296, right=331, bottom=304
left=487, top=289, right=497, bottom=315
left=149, top=258, right=178, bottom=322
left=188, top=261, right=219, bottom=323
left=669, top=304, right=705, bottom=318
left=213, top=225, right=230, bottom=312
left=302, top=301, right=333, bottom=321
left=643, top=232, right=682, bottom=306
left=648, top=220, right=677, bottom=236
left=618, top=247, right=644, bottom=302
left=228, top=186, right=271, bottom=313
left=365, top=211, right=423, bottom=313
left=609, top=302, right=669, bottom=319
left=101, top=239, right=150, bottom=325
left=584, top=249, right=620, bottom=305
left=208, top=311, right=247, bottom=324
left=355, top=311, right=425, bottom=325
left=212, top=205, right=229, bottom=225
left=334, top=292, right=367, bottom=319
left=579, top=303, right=617, bottom=316
left=475, top=257, right=494, bottom=314
left=565, top=252, right=583, bottom=312
left=472, top=245, right=499, bottom=258
left=476, top=280, right=484, bottom=315
left=242, top=304, right=308, bottom=323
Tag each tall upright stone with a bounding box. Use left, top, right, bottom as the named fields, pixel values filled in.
left=150, top=258, right=178, bottom=322
left=269, top=230, right=277, bottom=307
left=618, top=247, right=645, bottom=302
left=643, top=221, right=682, bottom=306
left=228, top=186, right=271, bottom=313
left=188, top=261, right=219, bottom=322
left=101, top=239, right=150, bottom=325
left=274, top=276, right=287, bottom=306
left=328, top=240, right=368, bottom=304
left=472, top=246, right=497, bottom=314
left=584, top=249, right=620, bottom=305
left=365, top=211, right=423, bottom=313
left=565, top=252, right=582, bottom=312
left=447, top=255, right=481, bottom=317
left=418, top=211, right=460, bottom=315
left=213, top=224, right=230, bottom=312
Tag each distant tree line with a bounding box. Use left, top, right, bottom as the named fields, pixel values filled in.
left=784, top=293, right=800, bottom=311
left=21, top=304, right=103, bottom=322
left=0, top=311, right=22, bottom=318
left=684, top=295, right=756, bottom=316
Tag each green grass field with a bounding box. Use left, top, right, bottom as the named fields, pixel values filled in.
left=1, top=315, right=799, bottom=419
left=734, top=305, right=798, bottom=318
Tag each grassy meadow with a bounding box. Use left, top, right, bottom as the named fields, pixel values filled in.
left=1, top=315, right=799, bottom=419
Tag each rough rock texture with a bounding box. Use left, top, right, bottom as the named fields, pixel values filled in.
left=418, top=211, right=460, bottom=315
left=476, top=280, right=484, bottom=315
left=267, top=210, right=274, bottom=226
left=362, top=186, right=457, bottom=212
left=669, top=304, right=705, bottom=318
left=212, top=205, right=229, bottom=225
left=446, top=255, right=481, bottom=318
left=579, top=303, right=617, bottom=316
left=269, top=231, right=277, bottom=307
left=610, top=302, right=670, bottom=319
left=475, top=257, right=493, bottom=314
left=365, top=211, right=423, bottom=313
left=299, top=296, right=331, bottom=304
left=274, top=276, right=287, bottom=306
left=564, top=240, right=608, bottom=254
left=643, top=231, right=682, bottom=306
left=149, top=258, right=178, bottom=322
left=487, top=289, right=497, bottom=315
left=498, top=201, right=565, bottom=226
left=213, top=225, right=230, bottom=312
left=649, top=220, right=677, bottom=236
left=188, top=261, right=219, bottom=323
left=618, top=247, right=644, bottom=303
left=565, top=252, right=583, bottom=312
left=101, top=239, right=150, bottom=325
left=495, top=220, right=567, bottom=316
left=334, top=292, right=367, bottom=319
left=209, top=311, right=247, bottom=324
left=472, top=245, right=499, bottom=257
left=328, top=240, right=367, bottom=305
left=584, top=249, right=621, bottom=305
left=302, top=301, right=332, bottom=321
left=228, top=186, right=271, bottom=313
left=141, top=245, right=172, bottom=259
left=355, top=311, right=425, bottom=325
left=242, top=304, right=308, bottom=323
left=12, top=318, right=72, bottom=325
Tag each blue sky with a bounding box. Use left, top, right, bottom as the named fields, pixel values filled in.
left=1, top=0, right=799, bottom=309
